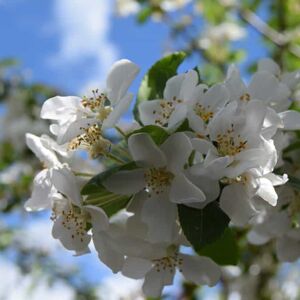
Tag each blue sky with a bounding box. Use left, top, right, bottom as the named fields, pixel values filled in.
left=0, top=0, right=269, bottom=95
left=0, top=0, right=170, bottom=94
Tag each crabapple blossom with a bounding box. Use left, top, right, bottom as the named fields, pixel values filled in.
left=25, top=56, right=300, bottom=297
left=191, top=100, right=277, bottom=179
left=139, top=70, right=230, bottom=135
left=24, top=133, right=65, bottom=211
left=41, top=59, right=139, bottom=156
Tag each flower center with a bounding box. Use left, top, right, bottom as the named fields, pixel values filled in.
left=240, top=93, right=251, bottom=102
left=153, top=97, right=183, bottom=126
left=153, top=252, right=183, bottom=273
left=81, top=89, right=112, bottom=121
left=144, top=167, right=174, bottom=195
left=62, top=208, right=87, bottom=242
left=68, top=124, right=111, bottom=159
left=214, top=124, right=247, bottom=156
left=51, top=203, right=87, bottom=242
left=221, top=174, right=248, bottom=185
left=194, top=103, right=214, bottom=122
left=82, top=89, right=107, bottom=111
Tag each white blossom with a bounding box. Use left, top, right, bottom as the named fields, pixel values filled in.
left=25, top=57, right=300, bottom=296
left=122, top=244, right=220, bottom=298
left=41, top=59, right=139, bottom=147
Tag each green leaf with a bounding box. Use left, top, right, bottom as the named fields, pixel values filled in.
left=201, top=0, right=226, bottom=24
left=199, top=228, right=239, bottom=265
left=82, top=161, right=137, bottom=195
left=84, top=190, right=131, bottom=218
left=137, top=7, right=153, bottom=23
left=175, top=118, right=191, bottom=132
left=228, top=50, right=246, bottom=63
left=289, top=100, right=300, bottom=112
left=0, top=58, right=19, bottom=69
left=81, top=162, right=137, bottom=217
left=134, top=52, right=187, bottom=121
left=283, top=140, right=300, bottom=154
left=287, top=176, right=300, bottom=191
left=128, top=125, right=169, bottom=145
left=178, top=201, right=230, bottom=251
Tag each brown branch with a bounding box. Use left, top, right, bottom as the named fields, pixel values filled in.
left=238, top=7, right=300, bottom=60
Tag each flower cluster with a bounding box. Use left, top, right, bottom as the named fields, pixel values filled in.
left=25, top=56, right=300, bottom=297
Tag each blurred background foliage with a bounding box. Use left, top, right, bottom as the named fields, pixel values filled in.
left=1, top=0, right=300, bottom=299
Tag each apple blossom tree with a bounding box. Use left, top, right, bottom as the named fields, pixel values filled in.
left=24, top=49, right=300, bottom=298
left=2, top=0, right=300, bottom=299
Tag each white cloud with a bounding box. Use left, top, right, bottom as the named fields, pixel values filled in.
left=97, top=273, right=144, bottom=300
left=14, top=218, right=62, bottom=254
left=0, top=258, right=75, bottom=300
left=50, top=0, right=119, bottom=93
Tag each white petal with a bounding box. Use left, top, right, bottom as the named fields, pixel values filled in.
left=92, top=231, right=124, bottom=273
left=52, top=167, right=81, bottom=206
left=191, top=138, right=216, bottom=155
left=103, top=169, right=146, bottom=195
left=141, top=195, right=177, bottom=243
left=50, top=124, right=59, bottom=136
left=247, top=230, right=270, bottom=245
left=220, top=184, right=257, bottom=226
left=143, top=268, right=171, bottom=298
left=116, top=234, right=166, bottom=259
left=26, top=133, right=59, bottom=167
left=243, top=99, right=267, bottom=135
left=276, top=236, right=300, bottom=262
left=103, top=93, right=133, bottom=129
left=41, top=96, right=82, bottom=120
left=163, top=73, right=186, bottom=100
left=230, top=142, right=277, bottom=177
left=249, top=71, right=279, bottom=102
left=127, top=191, right=147, bottom=213
left=84, top=205, right=109, bottom=231
left=24, top=170, right=52, bottom=211
left=262, top=107, right=283, bottom=139
left=190, top=155, right=233, bottom=180
left=106, top=59, right=139, bottom=103
left=181, top=254, right=221, bottom=286
left=224, top=65, right=247, bottom=100
left=249, top=71, right=290, bottom=105
left=169, top=174, right=206, bottom=203
left=179, top=70, right=199, bottom=100
left=262, top=211, right=290, bottom=237
left=185, top=173, right=220, bottom=209
left=52, top=215, right=91, bottom=252
left=58, top=118, right=98, bottom=145
left=264, top=173, right=288, bottom=186
left=128, top=133, right=166, bottom=167
left=187, top=110, right=206, bottom=134
left=258, top=58, right=280, bottom=76
left=279, top=110, right=300, bottom=130
left=41, top=134, right=69, bottom=157
left=138, top=100, right=165, bottom=126
left=126, top=214, right=148, bottom=239
left=167, top=103, right=187, bottom=129
left=201, top=83, right=229, bottom=108
left=122, top=257, right=152, bottom=279
left=282, top=70, right=300, bottom=90
left=74, top=248, right=91, bottom=256
left=255, top=177, right=278, bottom=206
left=160, top=132, right=192, bottom=173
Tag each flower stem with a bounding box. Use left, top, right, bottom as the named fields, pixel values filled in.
left=115, top=126, right=127, bottom=137
left=106, top=153, right=125, bottom=164
left=74, top=172, right=94, bottom=177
